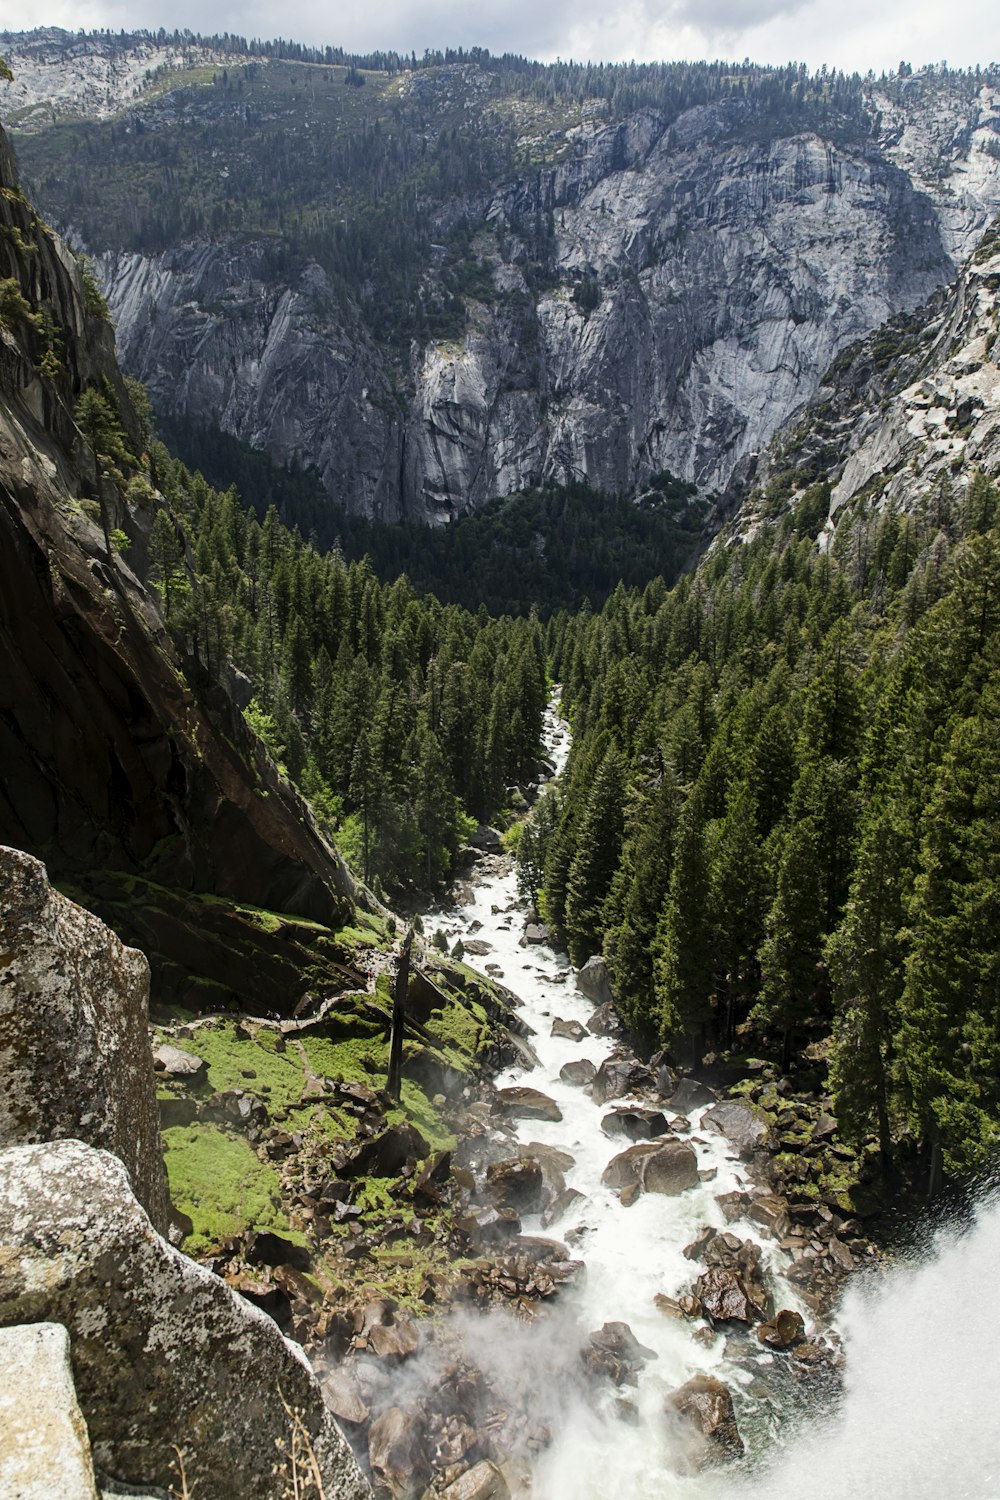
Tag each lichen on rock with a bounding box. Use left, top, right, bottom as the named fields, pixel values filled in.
left=0, top=845, right=169, bottom=1233
left=0, top=1139, right=370, bottom=1500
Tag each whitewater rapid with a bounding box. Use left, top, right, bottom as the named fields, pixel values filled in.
left=433, top=697, right=1000, bottom=1498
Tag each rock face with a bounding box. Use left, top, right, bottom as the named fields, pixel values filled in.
left=10, top=43, right=998, bottom=523
left=0, top=847, right=169, bottom=1234
left=0, top=115, right=363, bottom=1016
left=0, top=1140, right=370, bottom=1500
left=0, top=1322, right=99, bottom=1500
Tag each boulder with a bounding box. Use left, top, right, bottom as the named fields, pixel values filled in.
left=575, top=956, right=614, bottom=1007
left=541, top=1187, right=585, bottom=1230
left=701, top=1099, right=771, bottom=1158
left=346, top=1122, right=431, bottom=1177
left=694, top=1267, right=770, bottom=1325
left=601, top=1107, right=669, bottom=1141
left=492, top=1087, right=562, bottom=1123
left=0, top=1322, right=98, bottom=1500
left=0, top=1141, right=369, bottom=1500
left=439, top=1459, right=509, bottom=1500
left=756, top=1309, right=806, bottom=1349
left=484, top=1156, right=546, bottom=1215
left=153, top=1042, right=207, bottom=1079
left=591, top=1057, right=655, bottom=1106
left=0, top=847, right=169, bottom=1233
left=469, top=825, right=503, bottom=854
left=585, top=1003, right=620, bottom=1037
left=602, top=1140, right=699, bottom=1196
left=322, top=1366, right=370, bottom=1426
left=551, top=1017, right=588, bottom=1042
left=368, top=1406, right=429, bottom=1498
left=559, top=1059, right=597, bottom=1087
left=665, top=1077, right=716, bottom=1113
left=666, top=1374, right=744, bottom=1466
left=523, top=924, right=550, bottom=946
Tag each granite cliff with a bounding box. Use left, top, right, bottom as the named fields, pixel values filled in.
left=4, top=35, right=1000, bottom=524
left=0, top=108, right=367, bottom=1015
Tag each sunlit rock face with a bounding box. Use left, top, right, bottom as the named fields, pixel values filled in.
left=101, top=88, right=1000, bottom=521
left=10, top=35, right=999, bottom=523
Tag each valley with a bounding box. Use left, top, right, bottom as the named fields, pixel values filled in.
left=1, top=27, right=999, bottom=1500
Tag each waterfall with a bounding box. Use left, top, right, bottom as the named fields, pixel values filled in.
left=739, top=1193, right=1000, bottom=1499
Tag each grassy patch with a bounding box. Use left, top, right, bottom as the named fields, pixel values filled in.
left=163, top=1019, right=308, bottom=1110
left=162, top=1122, right=296, bottom=1253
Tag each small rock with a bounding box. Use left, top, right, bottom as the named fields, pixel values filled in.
left=756, top=1310, right=806, bottom=1350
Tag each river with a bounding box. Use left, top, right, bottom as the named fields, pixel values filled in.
left=430, top=695, right=1000, bottom=1498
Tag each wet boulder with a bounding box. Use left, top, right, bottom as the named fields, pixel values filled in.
left=694, top=1267, right=771, bottom=1325
left=484, top=1156, right=546, bottom=1215
left=756, top=1309, right=806, bottom=1349
left=602, top=1140, right=699, bottom=1196
left=551, top=1017, right=588, bottom=1042
left=541, top=1187, right=585, bottom=1230
left=585, top=1002, right=620, bottom=1037
left=601, top=1107, right=669, bottom=1141
left=523, top=923, right=550, bottom=946
left=492, top=1087, right=562, bottom=1123
left=582, top=1321, right=656, bottom=1387
left=560, top=1059, right=597, bottom=1087
left=575, top=955, right=614, bottom=1007
left=666, top=1374, right=744, bottom=1467
left=591, top=1057, right=655, bottom=1106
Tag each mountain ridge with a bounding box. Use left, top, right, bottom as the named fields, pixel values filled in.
left=5, top=33, right=1000, bottom=525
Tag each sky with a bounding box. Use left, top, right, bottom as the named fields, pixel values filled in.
left=2, top=0, right=999, bottom=77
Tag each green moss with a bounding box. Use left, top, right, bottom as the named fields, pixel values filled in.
left=163, top=1122, right=296, bottom=1253
left=164, top=1020, right=307, bottom=1110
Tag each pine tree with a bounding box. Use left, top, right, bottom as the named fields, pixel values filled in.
left=563, top=746, right=625, bottom=964
left=654, top=791, right=715, bottom=1062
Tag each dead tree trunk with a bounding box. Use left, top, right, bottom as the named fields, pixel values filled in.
left=386, top=925, right=413, bottom=1101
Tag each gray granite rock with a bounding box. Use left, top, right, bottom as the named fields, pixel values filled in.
left=0, top=1140, right=370, bottom=1500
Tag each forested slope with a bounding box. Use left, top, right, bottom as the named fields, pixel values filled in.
left=524, top=239, right=1000, bottom=1191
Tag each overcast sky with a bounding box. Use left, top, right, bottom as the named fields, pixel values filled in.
left=2, top=0, right=999, bottom=76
